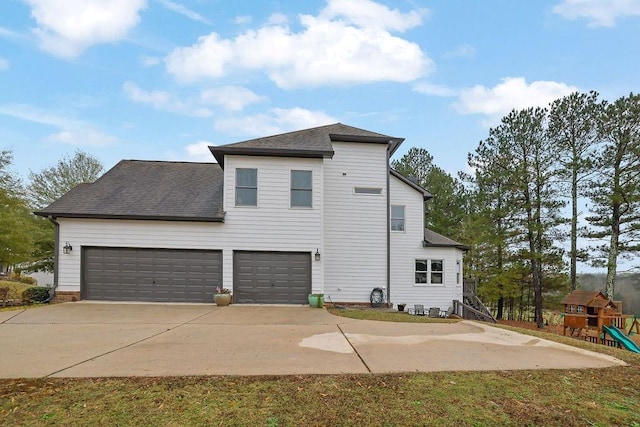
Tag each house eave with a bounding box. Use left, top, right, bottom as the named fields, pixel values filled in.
left=34, top=212, right=225, bottom=223
left=422, top=241, right=470, bottom=251
left=209, top=146, right=334, bottom=168
left=390, top=169, right=432, bottom=200
left=330, top=133, right=405, bottom=156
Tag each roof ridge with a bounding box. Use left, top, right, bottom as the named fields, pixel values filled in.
left=217, top=123, right=341, bottom=147
left=119, top=159, right=217, bottom=165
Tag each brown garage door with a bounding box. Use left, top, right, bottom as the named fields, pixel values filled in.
left=233, top=251, right=311, bottom=304
left=82, top=247, right=222, bottom=303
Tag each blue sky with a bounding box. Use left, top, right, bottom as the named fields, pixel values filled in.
left=1, top=0, right=639, bottom=180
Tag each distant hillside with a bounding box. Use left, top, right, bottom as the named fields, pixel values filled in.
left=577, top=273, right=640, bottom=316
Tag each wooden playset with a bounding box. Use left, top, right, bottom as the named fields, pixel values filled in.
left=560, top=290, right=640, bottom=352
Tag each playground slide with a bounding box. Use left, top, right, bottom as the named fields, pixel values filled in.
left=602, top=325, right=640, bottom=354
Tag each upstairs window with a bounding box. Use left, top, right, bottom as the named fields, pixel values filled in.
left=415, top=259, right=444, bottom=285
left=235, top=168, right=257, bottom=206
left=391, top=205, right=405, bottom=231
left=291, top=170, right=312, bottom=207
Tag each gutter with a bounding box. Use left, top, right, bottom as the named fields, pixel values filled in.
left=386, top=142, right=391, bottom=305
left=46, top=216, right=59, bottom=302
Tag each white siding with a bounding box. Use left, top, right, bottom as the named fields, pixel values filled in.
left=323, top=142, right=388, bottom=302
left=389, top=175, right=463, bottom=311
left=58, top=156, right=324, bottom=294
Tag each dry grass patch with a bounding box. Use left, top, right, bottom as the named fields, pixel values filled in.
left=1, top=368, right=639, bottom=426
left=0, top=280, right=30, bottom=302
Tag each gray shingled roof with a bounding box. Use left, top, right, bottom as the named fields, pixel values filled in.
left=36, top=124, right=406, bottom=222
left=210, top=123, right=404, bottom=166
left=35, top=160, right=224, bottom=222
left=423, top=229, right=469, bottom=250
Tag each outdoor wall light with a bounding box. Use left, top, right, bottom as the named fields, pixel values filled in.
left=314, top=249, right=321, bottom=261
left=63, top=241, right=73, bottom=254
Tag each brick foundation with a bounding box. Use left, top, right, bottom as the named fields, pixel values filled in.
left=54, top=291, right=81, bottom=303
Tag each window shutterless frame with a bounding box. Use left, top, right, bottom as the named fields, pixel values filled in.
left=415, top=259, right=444, bottom=285
left=235, top=168, right=257, bottom=206
left=290, top=170, right=312, bottom=207
left=391, top=205, right=405, bottom=231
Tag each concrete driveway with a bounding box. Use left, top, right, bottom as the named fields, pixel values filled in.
left=0, top=303, right=625, bottom=378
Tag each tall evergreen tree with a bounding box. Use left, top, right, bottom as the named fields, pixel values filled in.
left=466, top=138, right=520, bottom=319
left=585, top=93, right=640, bottom=299
left=471, top=108, right=565, bottom=327
left=548, top=91, right=602, bottom=291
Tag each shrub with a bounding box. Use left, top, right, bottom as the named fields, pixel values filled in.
left=21, top=287, right=51, bottom=303
left=0, top=281, right=31, bottom=302
left=18, top=276, right=37, bottom=285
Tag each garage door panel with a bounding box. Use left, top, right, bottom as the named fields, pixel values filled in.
left=233, top=251, right=311, bottom=304
left=82, top=247, right=222, bottom=303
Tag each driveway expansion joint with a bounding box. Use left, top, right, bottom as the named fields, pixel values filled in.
left=44, top=309, right=217, bottom=378
left=1, top=309, right=26, bottom=324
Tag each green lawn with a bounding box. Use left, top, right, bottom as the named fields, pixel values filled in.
left=1, top=309, right=639, bottom=426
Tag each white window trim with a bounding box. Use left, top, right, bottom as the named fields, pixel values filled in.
left=414, top=259, right=445, bottom=286
left=290, top=169, right=313, bottom=209
left=391, top=205, right=405, bottom=232
left=235, top=168, right=258, bottom=207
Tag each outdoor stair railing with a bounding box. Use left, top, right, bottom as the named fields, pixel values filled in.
left=454, top=298, right=497, bottom=323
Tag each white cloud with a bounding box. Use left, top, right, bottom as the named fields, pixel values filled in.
left=0, top=58, right=8, bottom=70
left=318, top=0, right=426, bottom=32
left=47, top=129, right=118, bottom=147
left=234, top=15, right=252, bottom=25
left=122, top=81, right=212, bottom=117
left=553, top=0, right=640, bottom=27
left=200, top=86, right=266, bottom=111
left=443, top=44, right=476, bottom=59
left=0, top=103, right=83, bottom=128
left=0, top=103, right=118, bottom=146
left=412, top=82, right=456, bottom=97
left=455, top=77, right=578, bottom=121
left=185, top=140, right=216, bottom=162
left=214, top=108, right=337, bottom=137
left=0, top=26, right=24, bottom=40
left=25, top=0, right=147, bottom=58
left=165, top=0, right=431, bottom=88
left=156, top=0, right=210, bottom=24
left=267, top=13, right=288, bottom=25
left=140, top=55, right=160, bottom=67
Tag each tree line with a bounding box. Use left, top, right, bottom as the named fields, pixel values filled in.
left=0, top=150, right=103, bottom=275
left=393, top=91, right=640, bottom=326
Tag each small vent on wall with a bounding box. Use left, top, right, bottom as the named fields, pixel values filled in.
left=354, top=187, right=382, bottom=195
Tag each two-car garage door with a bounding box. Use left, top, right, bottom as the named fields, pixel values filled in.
left=82, top=247, right=311, bottom=304
left=82, top=247, right=222, bottom=303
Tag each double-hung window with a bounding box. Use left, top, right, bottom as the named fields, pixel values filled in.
left=235, top=168, right=257, bottom=206
left=415, top=259, right=444, bottom=284
left=391, top=205, right=405, bottom=231
left=291, top=170, right=312, bottom=207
